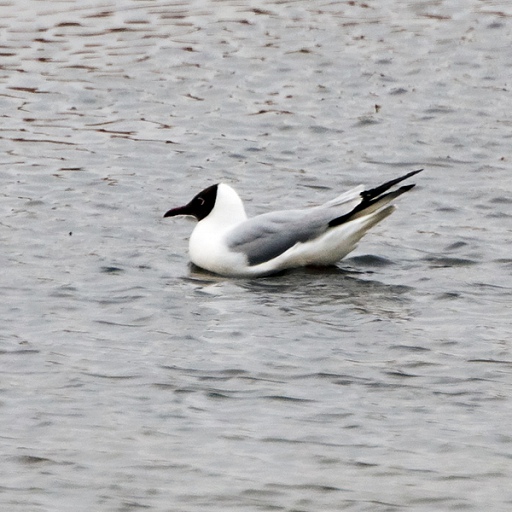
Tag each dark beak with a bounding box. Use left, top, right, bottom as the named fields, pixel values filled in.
left=163, top=202, right=195, bottom=218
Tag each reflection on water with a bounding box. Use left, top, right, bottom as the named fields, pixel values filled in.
left=1, top=1, right=512, bottom=511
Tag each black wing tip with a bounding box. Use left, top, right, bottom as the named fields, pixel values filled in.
left=328, top=170, right=422, bottom=229
left=361, top=168, right=423, bottom=201
left=397, top=183, right=416, bottom=193
left=404, top=168, right=424, bottom=178
left=401, top=168, right=424, bottom=183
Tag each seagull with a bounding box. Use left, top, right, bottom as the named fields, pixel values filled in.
left=164, top=169, right=423, bottom=277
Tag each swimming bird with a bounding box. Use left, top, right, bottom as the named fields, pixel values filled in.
left=163, top=169, right=423, bottom=277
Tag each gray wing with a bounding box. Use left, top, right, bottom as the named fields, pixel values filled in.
left=226, top=170, right=422, bottom=267
left=226, top=208, right=336, bottom=266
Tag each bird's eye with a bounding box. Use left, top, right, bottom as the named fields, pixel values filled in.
left=197, top=197, right=205, bottom=206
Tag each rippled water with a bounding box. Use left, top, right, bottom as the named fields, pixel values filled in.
left=1, top=1, right=512, bottom=510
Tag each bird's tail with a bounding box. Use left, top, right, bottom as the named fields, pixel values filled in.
left=329, top=169, right=422, bottom=228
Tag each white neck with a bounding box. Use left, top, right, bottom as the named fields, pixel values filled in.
left=206, top=183, right=247, bottom=229
left=188, top=184, right=248, bottom=271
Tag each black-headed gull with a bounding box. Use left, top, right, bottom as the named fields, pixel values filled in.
left=164, top=169, right=423, bottom=277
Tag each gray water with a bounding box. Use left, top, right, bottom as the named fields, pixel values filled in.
left=1, top=1, right=512, bottom=511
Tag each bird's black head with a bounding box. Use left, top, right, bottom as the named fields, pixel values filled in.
left=163, top=184, right=218, bottom=221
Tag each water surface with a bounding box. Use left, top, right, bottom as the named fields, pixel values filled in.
left=1, top=1, right=512, bottom=511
